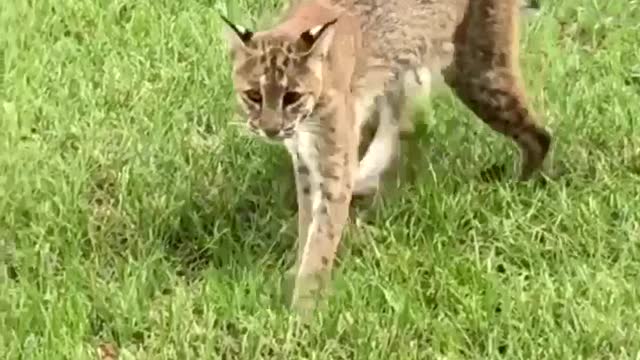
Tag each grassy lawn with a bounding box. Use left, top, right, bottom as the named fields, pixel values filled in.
left=2, top=0, right=640, bottom=358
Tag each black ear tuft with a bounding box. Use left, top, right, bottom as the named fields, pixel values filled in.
left=298, top=17, right=339, bottom=50
left=219, top=13, right=254, bottom=44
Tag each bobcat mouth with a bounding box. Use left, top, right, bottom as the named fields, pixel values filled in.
left=258, top=126, right=295, bottom=141
left=267, top=114, right=309, bottom=140
left=281, top=126, right=296, bottom=138
left=247, top=111, right=311, bottom=141
left=259, top=123, right=298, bottom=141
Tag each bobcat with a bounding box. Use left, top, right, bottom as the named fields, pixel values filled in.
left=220, top=0, right=551, bottom=315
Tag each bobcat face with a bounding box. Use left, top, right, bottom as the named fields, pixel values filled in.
left=221, top=16, right=337, bottom=140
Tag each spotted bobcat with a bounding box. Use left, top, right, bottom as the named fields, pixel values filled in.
left=220, top=0, right=551, bottom=315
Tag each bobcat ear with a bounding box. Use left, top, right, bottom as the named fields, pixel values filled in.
left=219, top=14, right=254, bottom=49
left=296, top=18, right=338, bottom=57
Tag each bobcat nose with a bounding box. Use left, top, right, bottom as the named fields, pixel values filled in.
left=263, top=128, right=280, bottom=138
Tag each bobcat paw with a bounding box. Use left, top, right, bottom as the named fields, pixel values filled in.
left=290, top=271, right=330, bottom=320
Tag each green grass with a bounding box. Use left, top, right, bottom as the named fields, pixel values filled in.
left=2, top=0, right=640, bottom=358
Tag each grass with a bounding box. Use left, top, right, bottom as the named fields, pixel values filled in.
left=2, top=0, right=640, bottom=358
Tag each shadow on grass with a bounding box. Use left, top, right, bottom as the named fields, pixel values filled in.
left=159, top=150, right=299, bottom=279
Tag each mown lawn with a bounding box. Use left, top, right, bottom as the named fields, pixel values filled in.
left=2, top=0, right=640, bottom=358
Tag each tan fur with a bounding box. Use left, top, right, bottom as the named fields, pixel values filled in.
left=221, top=0, right=551, bottom=315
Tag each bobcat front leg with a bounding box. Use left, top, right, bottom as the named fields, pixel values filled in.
left=284, top=141, right=313, bottom=279
left=290, top=130, right=357, bottom=316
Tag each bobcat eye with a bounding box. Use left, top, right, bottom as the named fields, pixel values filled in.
left=244, top=90, right=262, bottom=104
left=282, top=91, right=303, bottom=107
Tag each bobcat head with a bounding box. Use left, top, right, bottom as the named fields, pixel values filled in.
left=220, top=15, right=338, bottom=140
